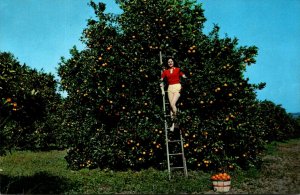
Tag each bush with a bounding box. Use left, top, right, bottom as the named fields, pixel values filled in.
left=257, top=100, right=300, bottom=142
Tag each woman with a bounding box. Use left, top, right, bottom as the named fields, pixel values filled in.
left=160, top=57, right=187, bottom=131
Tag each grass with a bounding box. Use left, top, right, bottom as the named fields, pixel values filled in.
left=1, top=138, right=300, bottom=194
left=0, top=150, right=212, bottom=194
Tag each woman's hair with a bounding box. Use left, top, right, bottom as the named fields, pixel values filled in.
left=165, top=56, right=178, bottom=68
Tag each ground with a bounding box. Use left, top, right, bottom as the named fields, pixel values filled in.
left=206, top=139, right=300, bottom=194
left=1, top=138, right=299, bottom=194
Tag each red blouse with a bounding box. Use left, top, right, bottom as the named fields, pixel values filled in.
left=161, top=67, right=184, bottom=85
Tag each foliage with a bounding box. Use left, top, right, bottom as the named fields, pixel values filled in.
left=257, top=100, right=300, bottom=141
left=0, top=52, right=64, bottom=153
left=58, top=0, right=299, bottom=171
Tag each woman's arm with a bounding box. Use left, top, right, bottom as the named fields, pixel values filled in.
left=160, top=78, right=164, bottom=86
left=160, top=78, right=165, bottom=95
left=179, top=68, right=187, bottom=79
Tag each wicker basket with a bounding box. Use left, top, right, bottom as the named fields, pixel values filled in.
left=212, top=180, right=231, bottom=192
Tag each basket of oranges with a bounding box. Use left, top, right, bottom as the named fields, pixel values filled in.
left=211, top=173, right=231, bottom=192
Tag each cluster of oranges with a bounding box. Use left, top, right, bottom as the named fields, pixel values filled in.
left=211, top=172, right=231, bottom=181
left=188, top=45, right=196, bottom=53
left=3, top=98, right=17, bottom=111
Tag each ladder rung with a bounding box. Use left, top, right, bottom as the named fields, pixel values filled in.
left=171, top=167, right=185, bottom=169
left=168, top=140, right=181, bottom=143
left=169, top=153, right=183, bottom=156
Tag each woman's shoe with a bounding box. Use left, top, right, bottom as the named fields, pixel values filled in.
left=170, top=123, right=175, bottom=132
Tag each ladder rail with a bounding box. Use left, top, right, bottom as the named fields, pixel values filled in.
left=162, top=85, right=172, bottom=180
left=179, top=127, right=188, bottom=177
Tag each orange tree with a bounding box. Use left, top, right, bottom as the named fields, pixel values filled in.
left=256, top=100, right=300, bottom=142
left=0, top=52, right=63, bottom=153
left=58, top=0, right=296, bottom=171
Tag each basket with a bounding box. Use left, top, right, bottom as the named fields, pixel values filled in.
left=212, top=180, right=231, bottom=192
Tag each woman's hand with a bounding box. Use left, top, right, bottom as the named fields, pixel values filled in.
left=160, top=82, right=165, bottom=95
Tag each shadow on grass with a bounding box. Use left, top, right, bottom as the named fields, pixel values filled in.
left=0, top=171, right=76, bottom=194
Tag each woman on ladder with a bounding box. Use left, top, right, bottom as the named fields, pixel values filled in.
left=160, top=57, right=187, bottom=131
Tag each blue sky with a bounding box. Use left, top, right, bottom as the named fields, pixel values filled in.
left=0, top=0, right=299, bottom=113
